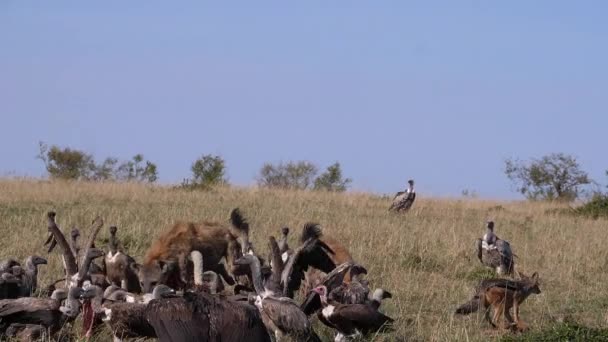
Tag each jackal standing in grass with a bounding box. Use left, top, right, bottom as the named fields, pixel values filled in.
left=455, top=272, right=541, bottom=331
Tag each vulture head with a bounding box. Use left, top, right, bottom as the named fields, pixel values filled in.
left=486, top=221, right=495, bottom=231
left=28, top=255, right=48, bottom=267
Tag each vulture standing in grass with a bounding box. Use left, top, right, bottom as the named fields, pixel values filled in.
left=388, top=179, right=416, bottom=212
left=103, top=225, right=141, bottom=293
left=19, top=256, right=48, bottom=297
left=278, top=227, right=293, bottom=263
left=234, top=251, right=321, bottom=342
left=312, top=285, right=394, bottom=341
left=476, top=221, right=515, bottom=275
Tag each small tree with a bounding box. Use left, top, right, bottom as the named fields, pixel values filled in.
left=313, top=162, right=352, bottom=192
left=37, top=142, right=96, bottom=180
left=93, top=157, right=118, bottom=181
left=258, top=161, right=318, bottom=190
left=116, top=154, right=158, bottom=183
left=183, top=154, right=227, bottom=189
left=504, top=153, right=591, bottom=201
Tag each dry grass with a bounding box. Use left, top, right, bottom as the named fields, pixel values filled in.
left=0, top=179, right=607, bottom=341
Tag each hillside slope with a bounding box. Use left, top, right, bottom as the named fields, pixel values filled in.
left=0, top=179, right=606, bottom=341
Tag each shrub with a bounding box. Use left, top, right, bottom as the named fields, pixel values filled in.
left=115, top=154, right=158, bottom=183
left=572, top=194, right=608, bottom=219
left=257, top=161, right=318, bottom=190
left=37, top=142, right=96, bottom=180
left=313, top=162, right=352, bottom=192
left=182, top=154, right=227, bottom=189
left=37, top=142, right=158, bottom=182
left=505, top=153, right=591, bottom=201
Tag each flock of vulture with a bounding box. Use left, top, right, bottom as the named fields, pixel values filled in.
left=0, top=179, right=539, bottom=341
left=0, top=209, right=394, bottom=342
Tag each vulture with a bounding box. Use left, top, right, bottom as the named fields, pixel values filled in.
left=281, top=224, right=337, bottom=298
left=0, top=256, right=47, bottom=299
left=388, top=179, right=416, bottom=212
left=328, top=264, right=370, bottom=305
left=145, top=290, right=271, bottom=342
left=277, top=227, right=292, bottom=262
left=5, top=323, right=47, bottom=341
left=233, top=253, right=321, bottom=342
left=45, top=211, right=104, bottom=288
left=0, top=272, right=21, bottom=300
left=476, top=221, right=515, bottom=275
left=103, top=225, right=141, bottom=293
left=81, top=284, right=175, bottom=341
left=300, top=262, right=367, bottom=315
left=0, top=259, right=20, bottom=273
left=297, top=223, right=356, bottom=297
left=368, top=288, right=393, bottom=310
left=0, top=287, right=84, bottom=336
left=19, top=255, right=48, bottom=297
left=312, top=285, right=394, bottom=341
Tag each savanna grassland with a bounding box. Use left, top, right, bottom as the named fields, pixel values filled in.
left=1, top=179, right=607, bottom=341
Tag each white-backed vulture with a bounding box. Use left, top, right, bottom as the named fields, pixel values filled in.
left=233, top=254, right=321, bottom=342
left=388, top=179, right=416, bottom=212
left=476, top=221, right=515, bottom=275
left=312, top=285, right=394, bottom=341
left=103, top=225, right=141, bottom=293
left=19, top=256, right=48, bottom=297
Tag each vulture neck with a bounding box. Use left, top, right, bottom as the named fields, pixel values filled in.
left=24, top=258, right=38, bottom=277
left=108, top=233, right=119, bottom=255
left=77, top=254, right=98, bottom=286
left=64, top=288, right=82, bottom=318
left=191, top=251, right=203, bottom=286
left=203, top=271, right=219, bottom=294
left=247, top=257, right=268, bottom=297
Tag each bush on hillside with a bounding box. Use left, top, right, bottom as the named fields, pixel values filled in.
left=181, top=154, right=227, bottom=190
left=257, top=161, right=318, bottom=190
left=505, top=153, right=591, bottom=202
left=571, top=194, right=608, bottom=219
left=313, top=162, right=351, bottom=192
left=37, top=142, right=158, bottom=182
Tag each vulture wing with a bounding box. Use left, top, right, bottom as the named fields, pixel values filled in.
left=281, top=232, right=335, bottom=298
left=0, top=298, right=59, bottom=316
left=145, top=295, right=210, bottom=342
left=262, top=297, right=312, bottom=337
left=331, top=304, right=394, bottom=334
left=300, top=262, right=354, bottom=315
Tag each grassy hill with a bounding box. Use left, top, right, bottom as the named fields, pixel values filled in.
left=1, top=179, right=606, bottom=341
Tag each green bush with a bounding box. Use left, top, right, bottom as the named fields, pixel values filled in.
left=181, top=154, right=227, bottom=190
left=572, top=194, right=608, bottom=219
left=37, top=142, right=158, bottom=182
left=257, top=161, right=318, bottom=190
left=313, top=162, right=351, bottom=192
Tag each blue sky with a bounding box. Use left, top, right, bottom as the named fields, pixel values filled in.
left=1, top=1, right=606, bottom=198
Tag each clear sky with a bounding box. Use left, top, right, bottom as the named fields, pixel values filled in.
left=1, top=1, right=606, bottom=199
